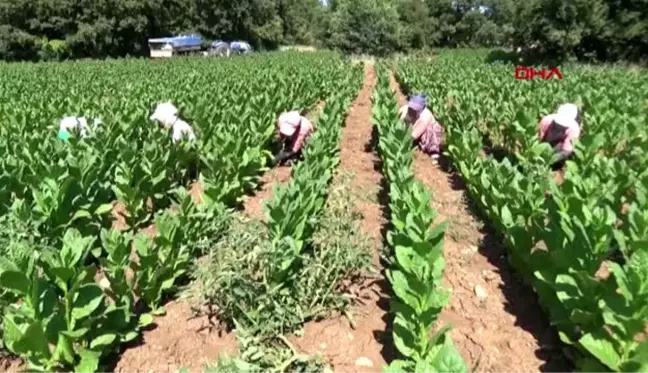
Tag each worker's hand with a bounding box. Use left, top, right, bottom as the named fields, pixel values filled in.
left=273, top=149, right=293, bottom=167
left=552, top=149, right=571, bottom=164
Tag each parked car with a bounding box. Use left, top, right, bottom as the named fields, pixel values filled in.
left=230, top=41, right=253, bottom=55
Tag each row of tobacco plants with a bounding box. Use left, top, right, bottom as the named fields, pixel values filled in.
left=396, top=50, right=648, bottom=372
left=0, top=52, right=358, bottom=372
left=185, top=63, right=367, bottom=372
left=372, top=65, right=467, bottom=372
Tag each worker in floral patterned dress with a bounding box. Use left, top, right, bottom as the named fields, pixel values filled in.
left=273, top=110, right=314, bottom=166
left=399, top=94, right=444, bottom=161
left=538, top=103, right=581, bottom=168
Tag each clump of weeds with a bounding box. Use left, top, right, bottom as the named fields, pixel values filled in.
left=183, top=174, right=372, bottom=371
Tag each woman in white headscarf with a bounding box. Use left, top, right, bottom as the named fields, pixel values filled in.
left=58, top=116, right=102, bottom=140
left=273, top=110, right=314, bottom=166
left=538, top=103, right=581, bottom=167
left=149, top=102, right=196, bottom=143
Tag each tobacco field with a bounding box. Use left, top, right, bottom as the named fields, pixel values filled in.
left=0, top=50, right=646, bottom=373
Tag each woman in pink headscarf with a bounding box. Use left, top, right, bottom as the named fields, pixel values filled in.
left=538, top=103, right=581, bottom=168
left=273, top=110, right=314, bottom=166
left=399, top=94, right=444, bottom=161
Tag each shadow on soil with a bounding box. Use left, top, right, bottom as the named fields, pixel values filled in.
left=366, top=124, right=398, bottom=365
left=439, top=154, right=572, bottom=372
left=103, top=322, right=160, bottom=372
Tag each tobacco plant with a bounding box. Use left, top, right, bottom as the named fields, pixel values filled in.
left=373, top=66, right=466, bottom=372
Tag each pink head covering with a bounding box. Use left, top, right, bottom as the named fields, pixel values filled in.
left=278, top=111, right=302, bottom=136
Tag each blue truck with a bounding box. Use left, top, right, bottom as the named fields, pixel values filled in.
left=148, top=34, right=203, bottom=58
left=148, top=34, right=253, bottom=58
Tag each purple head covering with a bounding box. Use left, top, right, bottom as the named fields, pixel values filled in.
left=408, top=95, right=426, bottom=113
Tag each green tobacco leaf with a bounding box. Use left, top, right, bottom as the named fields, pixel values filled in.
left=579, top=332, right=621, bottom=371
left=61, top=327, right=90, bottom=339
left=0, top=271, right=30, bottom=296
left=72, top=284, right=105, bottom=321
left=75, top=348, right=101, bottom=373
left=430, top=336, right=467, bottom=373
left=392, top=315, right=418, bottom=359
left=384, top=359, right=412, bottom=373
left=13, top=321, right=50, bottom=359
left=620, top=339, right=648, bottom=372
left=52, top=334, right=75, bottom=366
left=501, top=205, right=514, bottom=227
left=90, top=333, right=117, bottom=350
left=71, top=210, right=92, bottom=222
left=94, top=204, right=113, bottom=215
left=139, top=313, right=154, bottom=327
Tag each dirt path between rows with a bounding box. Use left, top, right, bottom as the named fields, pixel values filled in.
left=113, top=301, right=237, bottom=372
left=241, top=167, right=292, bottom=220
left=290, top=63, right=392, bottom=373
left=388, top=71, right=566, bottom=372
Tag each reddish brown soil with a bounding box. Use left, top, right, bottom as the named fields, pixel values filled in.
left=388, top=72, right=563, bottom=372
left=0, top=355, right=24, bottom=373
left=334, top=65, right=385, bottom=255
left=290, top=64, right=392, bottom=372
left=242, top=166, right=292, bottom=220
left=112, top=301, right=237, bottom=373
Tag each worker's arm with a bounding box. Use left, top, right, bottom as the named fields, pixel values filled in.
left=411, top=118, right=428, bottom=141
left=553, top=129, right=576, bottom=162
left=398, top=106, right=408, bottom=122
left=538, top=123, right=547, bottom=141
left=291, top=123, right=312, bottom=153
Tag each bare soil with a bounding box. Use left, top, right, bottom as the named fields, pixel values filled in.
left=388, top=71, right=565, bottom=372
left=112, top=301, right=237, bottom=373
left=0, top=355, right=24, bottom=373
left=290, top=64, right=393, bottom=372
left=241, top=166, right=292, bottom=220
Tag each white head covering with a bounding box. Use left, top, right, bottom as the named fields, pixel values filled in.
left=278, top=111, right=302, bottom=137
left=59, top=116, right=100, bottom=137
left=150, top=102, right=179, bottom=128
left=554, top=103, right=579, bottom=128
left=171, top=119, right=196, bottom=144
left=60, top=116, right=81, bottom=132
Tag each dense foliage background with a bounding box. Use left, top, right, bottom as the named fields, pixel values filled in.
left=0, top=0, right=646, bottom=63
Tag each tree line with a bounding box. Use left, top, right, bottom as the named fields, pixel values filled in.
left=0, top=0, right=646, bottom=63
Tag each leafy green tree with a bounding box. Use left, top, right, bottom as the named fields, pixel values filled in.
left=327, top=0, right=401, bottom=56
left=396, top=0, right=431, bottom=50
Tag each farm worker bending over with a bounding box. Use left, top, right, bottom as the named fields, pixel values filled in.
left=150, top=102, right=196, bottom=143
left=58, top=116, right=102, bottom=141
left=273, top=111, right=314, bottom=166
left=399, top=94, right=443, bottom=160
left=538, top=103, right=581, bottom=166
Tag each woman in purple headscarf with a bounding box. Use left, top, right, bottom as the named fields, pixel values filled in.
left=398, top=94, right=444, bottom=160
